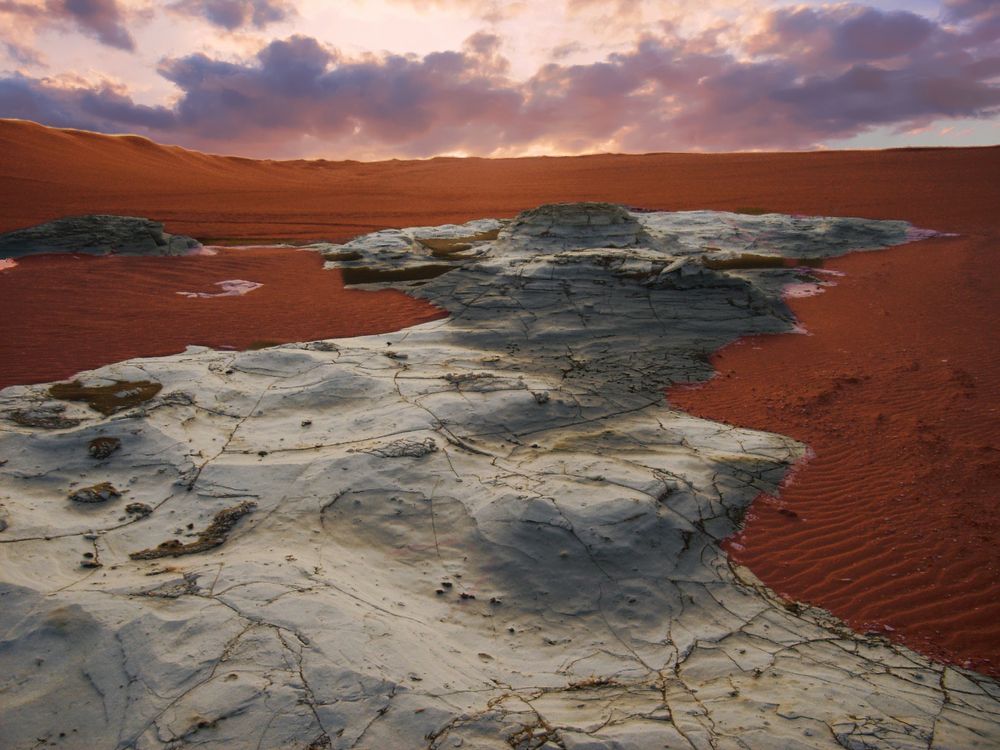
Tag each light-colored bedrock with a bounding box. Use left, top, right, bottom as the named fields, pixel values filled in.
left=0, top=204, right=996, bottom=749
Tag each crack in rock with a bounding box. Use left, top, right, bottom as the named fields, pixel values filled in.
left=0, top=204, right=993, bottom=749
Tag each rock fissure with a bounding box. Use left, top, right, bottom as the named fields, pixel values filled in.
left=0, top=204, right=994, bottom=749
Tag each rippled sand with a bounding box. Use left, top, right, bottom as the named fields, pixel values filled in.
left=0, top=247, right=445, bottom=389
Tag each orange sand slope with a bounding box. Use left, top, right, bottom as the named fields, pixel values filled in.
left=1, top=118, right=998, bottom=242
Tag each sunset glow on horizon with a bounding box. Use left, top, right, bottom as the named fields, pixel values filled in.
left=0, top=0, right=997, bottom=159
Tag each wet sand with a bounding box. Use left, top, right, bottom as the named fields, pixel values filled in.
left=1, top=118, right=998, bottom=673
left=0, top=247, right=446, bottom=390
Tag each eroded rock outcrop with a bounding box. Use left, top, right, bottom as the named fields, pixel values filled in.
left=0, top=205, right=995, bottom=749
left=0, top=215, right=201, bottom=258
left=505, top=201, right=649, bottom=248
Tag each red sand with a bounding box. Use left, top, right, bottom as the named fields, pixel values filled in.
left=1, top=119, right=998, bottom=673
left=0, top=248, right=446, bottom=390
left=670, top=233, right=1000, bottom=675
left=1, top=119, right=997, bottom=244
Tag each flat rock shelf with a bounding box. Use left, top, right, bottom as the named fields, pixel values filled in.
left=0, top=204, right=996, bottom=750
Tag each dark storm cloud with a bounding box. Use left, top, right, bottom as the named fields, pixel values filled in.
left=168, top=0, right=296, bottom=30
left=0, top=3, right=997, bottom=156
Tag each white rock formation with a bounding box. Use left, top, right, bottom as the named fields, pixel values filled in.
left=177, top=280, right=263, bottom=299
left=0, top=204, right=996, bottom=749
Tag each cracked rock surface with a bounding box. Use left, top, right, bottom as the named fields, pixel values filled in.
left=0, top=204, right=996, bottom=749
left=0, top=215, right=201, bottom=258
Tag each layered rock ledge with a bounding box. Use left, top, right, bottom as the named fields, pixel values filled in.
left=0, top=204, right=996, bottom=749
left=0, top=215, right=201, bottom=258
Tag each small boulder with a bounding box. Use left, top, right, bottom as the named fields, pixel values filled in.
left=125, top=502, right=153, bottom=518
left=0, top=215, right=200, bottom=259
left=88, top=437, right=121, bottom=460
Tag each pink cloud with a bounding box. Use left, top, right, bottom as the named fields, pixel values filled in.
left=49, top=0, right=135, bottom=50
left=168, top=0, right=296, bottom=30
left=0, top=2, right=997, bottom=157
left=0, top=0, right=136, bottom=52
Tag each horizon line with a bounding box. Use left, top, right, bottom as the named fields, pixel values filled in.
left=5, top=118, right=999, bottom=167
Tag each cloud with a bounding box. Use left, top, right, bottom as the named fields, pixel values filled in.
left=0, top=0, right=43, bottom=17
left=48, top=0, right=135, bottom=50
left=0, top=72, right=174, bottom=130
left=0, top=0, right=136, bottom=53
left=0, top=3, right=997, bottom=157
left=833, top=9, right=936, bottom=60
left=150, top=33, right=522, bottom=152
left=168, top=0, right=296, bottom=30
left=3, top=40, right=45, bottom=66
left=387, top=0, right=523, bottom=24
left=745, top=5, right=941, bottom=66
left=566, top=0, right=643, bottom=16
left=941, top=0, right=1000, bottom=46
left=944, top=0, right=999, bottom=22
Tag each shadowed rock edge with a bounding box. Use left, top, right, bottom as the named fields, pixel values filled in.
left=0, top=204, right=995, bottom=749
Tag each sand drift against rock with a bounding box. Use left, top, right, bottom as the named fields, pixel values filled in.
left=0, top=204, right=996, bottom=749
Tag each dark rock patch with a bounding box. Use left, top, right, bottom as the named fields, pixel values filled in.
left=140, top=572, right=201, bottom=598
left=69, top=482, right=121, bottom=504
left=50, top=380, right=162, bottom=415
left=322, top=249, right=363, bottom=262
left=0, top=215, right=200, bottom=259
left=341, top=264, right=457, bottom=285
left=125, top=502, right=153, bottom=518
left=703, top=253, right=787, bottom=271
left=8, top=406, right=80, bottom=429
left=88, top=436, right=122, bottom=460
left=129, top=501, right=257, bottom=560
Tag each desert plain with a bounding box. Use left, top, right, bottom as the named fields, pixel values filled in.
left=0, top=119, right=998, bottom=749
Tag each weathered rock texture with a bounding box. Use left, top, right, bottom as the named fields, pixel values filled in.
left=0, top=204, right=996, bottom=749
left=0, top=215, right=201, bottom=258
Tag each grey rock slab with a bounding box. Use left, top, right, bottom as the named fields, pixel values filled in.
left=0, top=204, right=995, bottom=749
left=0, top=215, right=201, bottom=258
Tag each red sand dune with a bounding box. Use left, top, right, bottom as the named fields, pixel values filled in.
left=0, top=248, right=446, bottom=390
left=669, top=233, right=1000, bottom=675
left=1, top=119, right=998, bottom=673
left=1, top=119, right=997, bottom=243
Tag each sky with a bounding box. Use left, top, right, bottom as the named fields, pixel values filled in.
left=0, top=0, right=997, bottom=159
